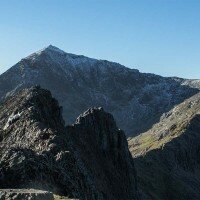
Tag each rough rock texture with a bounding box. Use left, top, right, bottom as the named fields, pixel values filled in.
left=129, top=92, right=200, bottom=199
left=0, top=86, right=139, bottom=200
left=0, top=45, right=199, bottom=136
left=0, top=189, right=54, bottom=200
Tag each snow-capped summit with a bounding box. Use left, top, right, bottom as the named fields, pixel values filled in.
left=25, top=45, right=65, bottom=60
left=23, top=45, right=136, bottom=77
left=0, top=46, right=199, bottom=136
left=28, top=45, right=65, bottom=56
left=25, top=45, right=100, bottom=69
left=44, top=44, right=66, bottom=53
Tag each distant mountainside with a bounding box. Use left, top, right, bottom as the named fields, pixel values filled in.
left=129, top=92, right=200, bottom=199
left=0, top=86, right=139, bottom=199
left=0, top=45, right=199, bottom=136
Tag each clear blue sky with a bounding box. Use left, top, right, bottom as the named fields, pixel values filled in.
left=0, top=0, right=200, bottom=78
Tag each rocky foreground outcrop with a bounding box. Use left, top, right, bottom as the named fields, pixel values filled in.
left=129, top=92, right=200, bottom=199
left=0, top=86, right=139, bottom=199
left=0, top=189, right=54, bottom=200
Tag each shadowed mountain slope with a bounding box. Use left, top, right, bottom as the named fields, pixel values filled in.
left=129, top=92, right=200, bottom=199
left=0, top=45, right=199, bottom=136
left=0, top=86, right=139, bottom=200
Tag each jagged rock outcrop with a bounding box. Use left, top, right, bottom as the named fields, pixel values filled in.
left=0, top=45, right=199, bottom=136
left=0, top=189, right=54, bottom=200
left=129, top=92, right=200, bottom=199
left=0, top=86, right=139, bottom=200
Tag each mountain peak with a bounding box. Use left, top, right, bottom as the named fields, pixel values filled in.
left=25, top=45, right=66, bottom=60
left=37, top=44, right=66, bottom=56
left=43, top=44, right=66, bottom=54
left=24, top=44, right=100, bottom=69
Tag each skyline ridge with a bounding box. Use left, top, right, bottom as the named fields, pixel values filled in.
left=1, top=44, right=199, bottom=81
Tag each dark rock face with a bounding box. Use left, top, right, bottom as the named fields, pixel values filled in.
left=0, top=86, right=139, bottom=200
left=129, top=93, right=200, bottom=199
left=0, top=45, right=199, bottom=136
left=67, top=108, right=138, bottom=199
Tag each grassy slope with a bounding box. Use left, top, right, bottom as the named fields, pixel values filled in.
left=129, top=92, right=200, bottom=157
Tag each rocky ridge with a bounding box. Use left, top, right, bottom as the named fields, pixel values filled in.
left=0, top=45, right=199, bottom=136
left=0, top=86, right=139, bottom=200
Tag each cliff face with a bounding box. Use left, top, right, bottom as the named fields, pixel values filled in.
left=0, top=45, right=199, bottom=137
left=0, top=86, right=139, bottom=200
left=129, top=93, right=200, bottom=199
left=67, top=108, right=138, bottom=199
